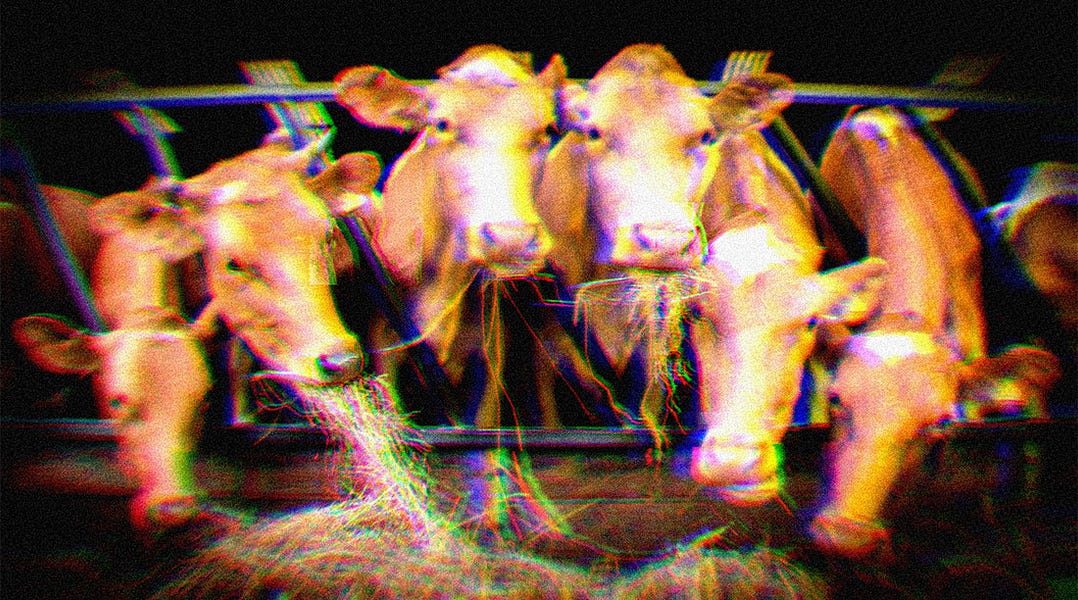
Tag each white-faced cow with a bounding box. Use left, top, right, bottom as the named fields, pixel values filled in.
left=812, top=107, right=1061, bottom=557
left=535, top=45, right=887, bottom=492
left=12, top=133, right=383, bottom=534
left=336, top=45, right=571, bottom=428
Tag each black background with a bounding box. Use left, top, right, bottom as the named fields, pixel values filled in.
left=2, top=1, right=1074, bottom=202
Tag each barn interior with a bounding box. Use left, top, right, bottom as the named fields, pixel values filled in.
left=2, top=2, right=1075, bottom=597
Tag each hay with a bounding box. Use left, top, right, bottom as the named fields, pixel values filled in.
left=574, top=270, right=708, bottom=437
left=153, top=378, right=592, bottom=599
left=153, top=376, right=823, bottom=599
left=605, top=547, right=826, bottom=600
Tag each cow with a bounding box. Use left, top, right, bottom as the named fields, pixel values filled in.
left=335, top=45, right=571, bottom=428
left=811, top=107, right=1061, bottom=558
left=12, top=177, right=216, bottom=532
left=12, top=132, right=384, bottom=536
left=1, top=181, right=101, bottom=415
left=981, top=162, right=1077, bottom=350
left=535, top=44, right=888, bottom=490
left=175, top=131, right=382, bottom=386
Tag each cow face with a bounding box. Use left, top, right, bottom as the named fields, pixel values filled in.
left=336, top=46, right=565, bottom=285
left=539, top=45, right=795, bottom=282
left=87, top=178, right=205, bottom=330
left=176, top=132, right=381, bottom=385
left=690, top=213, right=887, bottom=503
left=13, top=312, right=211, bottom=527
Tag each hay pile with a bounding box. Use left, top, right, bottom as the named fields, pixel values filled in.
left=153, top=377, right=824, bottom=599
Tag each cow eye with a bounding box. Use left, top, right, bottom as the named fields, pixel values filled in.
left=544, top=123, right=560, bottom=138
left=699, top=130, right=717, bottom=146
left=225, top=258, right=259, bottom=279
left=434, top=119, right=451, bottom=132
left=585, top=127, right=602, bottom=141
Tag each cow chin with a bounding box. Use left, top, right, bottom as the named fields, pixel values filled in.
left=483, top=259, right=544, bottom=279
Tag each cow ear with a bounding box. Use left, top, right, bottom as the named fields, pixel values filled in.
left=308, top=151, right=383, bottom=218
left=12, top=315, right=100, bottom=375
left=802, top=257, right=888, bottom=324
left=709, top=73, right=795, bottom=132
left=537, top=54, right=567, bottom=91
left=277, top=129, right=335, bottom=174
left=335, top=66, right=429, bottom=133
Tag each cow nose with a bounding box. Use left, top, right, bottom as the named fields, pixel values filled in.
left=632, top=224, right=697, bottom=254
left=476, top=222, right=548, bottom=264
left=317, top=351, right=364, bottom=383
left=481, top=222, right=542, bottom=253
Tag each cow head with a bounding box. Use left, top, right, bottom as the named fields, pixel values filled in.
left=176, top=131, right=382, bottom=385
left=690, top=211, right=888, bottom=503
left=13, top=313, right=211, bottom=524
left=538, top=45, right=795, bottom=283
left=538, top=45, right=799, bottom=374
left=336, top=46, right=565, bottom=286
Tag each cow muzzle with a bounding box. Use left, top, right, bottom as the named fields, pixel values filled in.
left=252, top=342, right=365, bottom=387
left=691, top=437, right=780, bottom=505
left=316, top=350, right=365, bottom=384
left=465, top=222, right=550, bottom=276
left=609, top=223, right=702, bottom=270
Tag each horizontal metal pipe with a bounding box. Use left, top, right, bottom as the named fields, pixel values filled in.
left=3, top=80, right=1067, bottom=115
left=2, top=418, right=1061, bottom=451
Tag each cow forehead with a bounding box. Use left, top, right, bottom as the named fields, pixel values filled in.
left=428, top=79, right=554, bottom=128
left=586, top=74, right=710, bottom=135
left=440, top=52, right=536, bottom=86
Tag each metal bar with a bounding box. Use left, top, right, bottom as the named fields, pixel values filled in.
left=766, top=116, right=867, bottom=260
left=0, top=138, right=106, bottom=333
left=5, top=81, right=1068, bottom=115
left=126, top=106, right=183, bottom=178
left=2, top=418, right=1063, bottom=449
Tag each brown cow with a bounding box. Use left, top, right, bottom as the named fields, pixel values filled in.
left=985, top=162, right=1077, bottom=340
left=13, top=178, right=215, bottom=531
left=12, top=133, right=383, bottom=534
left=336, top=46, right=569, bottom=427
left=2, top=182, right=101, bottom=414
left=175, top=130, right=381, bottom=385
left=812, top=107, right=1061, bottom=558
left=535, top=45, right=887, bottom=476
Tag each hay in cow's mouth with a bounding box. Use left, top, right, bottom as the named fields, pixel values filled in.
left=574, top=270, right=708, bottom=391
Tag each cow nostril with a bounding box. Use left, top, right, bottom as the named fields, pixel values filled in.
left=480, top=223, right=498, bottom=245
left=631, top=224, right=653, bottom=250
left=317, top=352, right=362, bottom=381
left=633, top=224, right=697, bottom=255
